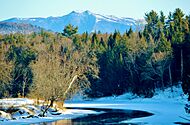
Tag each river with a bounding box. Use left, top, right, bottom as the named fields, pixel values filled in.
left=32, top=107, right=153, bottom=125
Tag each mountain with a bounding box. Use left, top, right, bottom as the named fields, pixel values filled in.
left=1, top=10, right=145, bottom=34
left=0, top=22, right=43, bottom=34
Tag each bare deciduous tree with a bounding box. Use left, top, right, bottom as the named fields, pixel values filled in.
left=30, top=42, right=99, bottom=116
left=0, top=43, right=13, bottom=97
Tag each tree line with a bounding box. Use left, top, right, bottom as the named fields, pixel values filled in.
left=0, top=8, right=190, bottom=104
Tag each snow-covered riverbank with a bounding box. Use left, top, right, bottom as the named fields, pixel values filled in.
left=0, top=98, right=98, bottom=125
left=65, top=86, right=190, bottom=125
left=0, top=86, right=189, bottom=125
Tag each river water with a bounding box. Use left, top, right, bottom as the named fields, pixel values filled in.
left=32, top=107, right=153, bottom=125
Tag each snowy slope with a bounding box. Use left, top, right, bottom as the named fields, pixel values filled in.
left=1, top=10, right=145, bottom=34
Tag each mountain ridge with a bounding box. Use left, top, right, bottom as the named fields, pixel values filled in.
left=1, top=10, right=145, bottom=34
left=0, top=22, right=44, bottom=34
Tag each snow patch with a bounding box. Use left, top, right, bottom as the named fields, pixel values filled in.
left=0, top=98, right=34, bottom=107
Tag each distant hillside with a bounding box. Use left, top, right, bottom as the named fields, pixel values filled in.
left=0, top=22, right=43, bottom=34
left=1, top=10, right=145, bottom=34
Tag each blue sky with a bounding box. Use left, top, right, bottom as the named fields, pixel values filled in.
left=1, top=0, right=190, bottom=21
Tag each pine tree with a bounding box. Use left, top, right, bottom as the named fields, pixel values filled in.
left=91, top=32, right=98, bottom=48
left=172, top=8, right=185, bottom=81
left=62, top=24, right=78, bottom=38
left=144, top=10, right=159, bottom=40
left=126, top=27, right=133, bottom=37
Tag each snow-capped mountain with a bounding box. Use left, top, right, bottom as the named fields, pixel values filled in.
left=1, top=10, right=145, bottom=34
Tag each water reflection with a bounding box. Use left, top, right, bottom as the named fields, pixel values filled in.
left=33, top=120, right=72, bottom=125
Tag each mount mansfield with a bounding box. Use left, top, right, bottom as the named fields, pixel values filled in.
left=1, top=10, right=145, bottom=34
